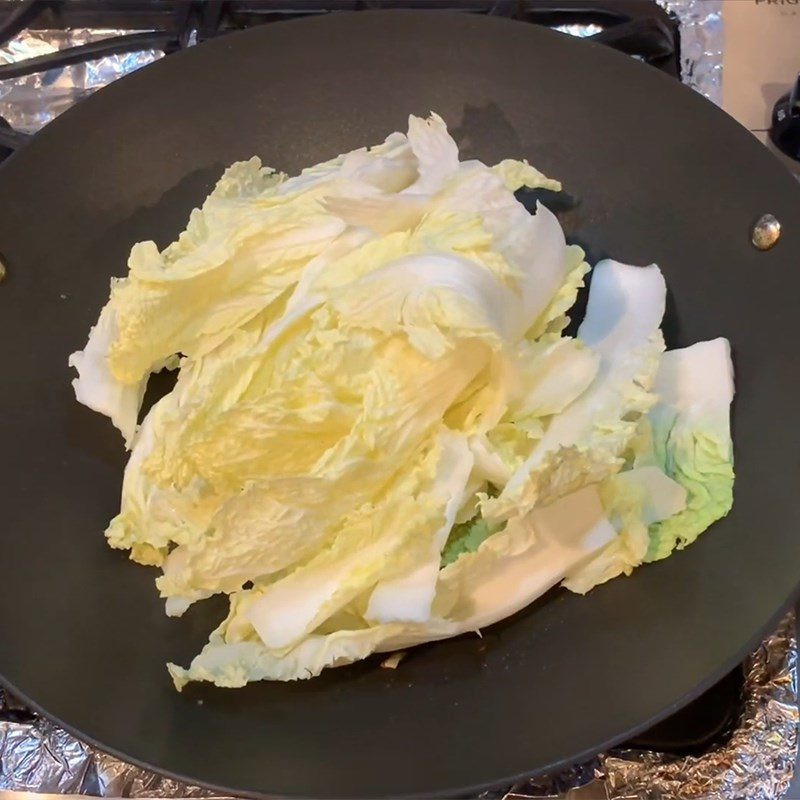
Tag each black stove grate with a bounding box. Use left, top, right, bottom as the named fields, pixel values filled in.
left=0, top=0, right=680, bottom=157
left=0, top=1, right=680, bottom=82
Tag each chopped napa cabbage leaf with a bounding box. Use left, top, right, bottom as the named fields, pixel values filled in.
left=168, top=485, right=615, bottom=688
left=327, top=253, right=525, bottom=359
left=562, top=466, right=686, bottom=593
left=69, top=136, right=420, bottom=450
left=404, top=111, right=460, bottom=193
left=68, top=306, right=151, bottom=446
left=362, top=433, right=473, bottom=626
left=483, top=259, right=667, bottom=522
left=242, top=431, right=472, bottom=643
left=491, top=158, right=562, bottom=193
left=148, top=327, right=491, bottom=601
left=525, top=244, right=590, bottom=339
left=563, top=338, right=734, bottom=590
left=473, top=336, right=600, bottom=481
left=439, top=171, right=572, bottom=328
left=644, top=338, right=735, bottom=561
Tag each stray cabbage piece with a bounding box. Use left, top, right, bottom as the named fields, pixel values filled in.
left=69, top=112, right=734, bottom=689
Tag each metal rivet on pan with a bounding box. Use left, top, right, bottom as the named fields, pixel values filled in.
left=751, top=214, right=781, bottom=251
left=0, top=253, right=6, bottom=283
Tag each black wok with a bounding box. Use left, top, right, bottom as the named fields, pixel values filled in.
left=1, top=11, right=799, bottom=799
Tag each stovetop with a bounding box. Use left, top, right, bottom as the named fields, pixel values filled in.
left=1, top=2, right=790, bottom=798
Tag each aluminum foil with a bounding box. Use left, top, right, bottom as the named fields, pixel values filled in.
left=553, top=23, right=604, bottom=39
left=0, top=688, right=220, bottom=797
left=601, top=612, right=798, bottom=800
left=0, top=28, right=163, bottom=134
left=488, top=611, right=798, bottom=800
left=657, top=0, right=723, bottom=106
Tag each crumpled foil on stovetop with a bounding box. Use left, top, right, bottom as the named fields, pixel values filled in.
left=0, top=28, right=163, bottom=134
left=0, top=688, right=221, bottom=798
left=657, top=0, right=723, bottom=106
left=484, top=611, right=798, bottom=800
left=601, top=612, right=798, bottom=800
